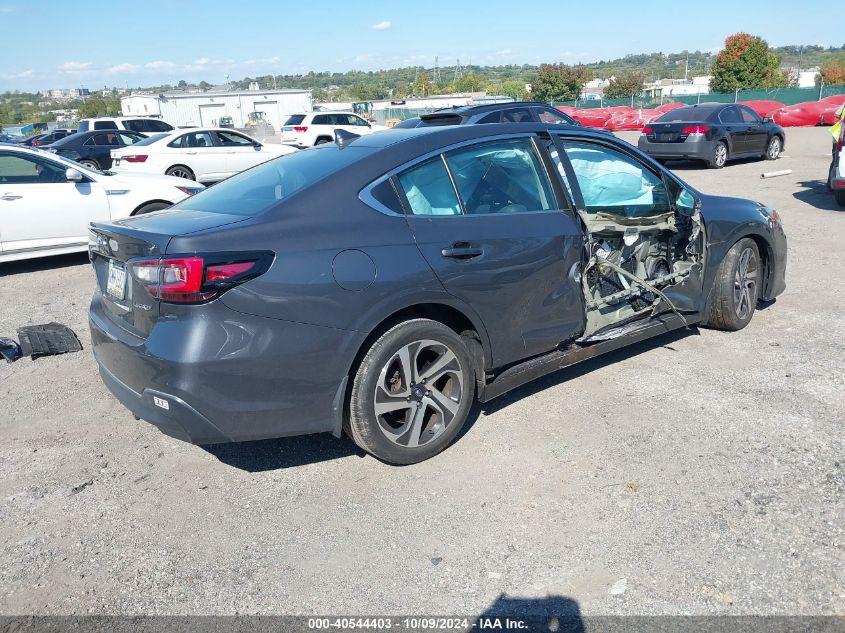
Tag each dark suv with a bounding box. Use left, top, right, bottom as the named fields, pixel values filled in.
left=89, top=123, right=787, bottom=464
left=395, top=101, right=579, bottom=128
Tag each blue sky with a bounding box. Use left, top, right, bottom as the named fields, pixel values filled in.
left=0, top=0, right=838, bottom=91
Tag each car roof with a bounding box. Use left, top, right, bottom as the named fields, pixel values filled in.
left=348, top=121, right=596, bottom=150
left=427, top=101, right=552, bottom=116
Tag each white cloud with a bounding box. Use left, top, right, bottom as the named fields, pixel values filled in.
left=58, top=61, right=93, bottom=73
left=108, top=63, right=140, bottom=74
left=370, top=20, right=391, bottom=30
left=1, top=69, right=32, bottom=79
left=0, top=5, right=16, bottom=13
left=244, top=56, right=281, bottom=66
left=144, top=60, right=178, bottom=71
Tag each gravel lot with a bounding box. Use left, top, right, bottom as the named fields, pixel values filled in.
left=0, top=127, right=842, bottom=617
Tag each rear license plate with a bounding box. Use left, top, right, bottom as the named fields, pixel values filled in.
left=106, top=260, right=127, bottom=300
left=657, top=133, right=673, bottom=142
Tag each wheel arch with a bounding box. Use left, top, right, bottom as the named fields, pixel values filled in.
left=131, top=199, right=173, bottom=216
left=703, top=229, right=774, bottom=316
left=166, top=164, right=195, bottom=178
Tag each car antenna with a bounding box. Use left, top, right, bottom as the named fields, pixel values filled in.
left=334, top=129, right=361, bottom=148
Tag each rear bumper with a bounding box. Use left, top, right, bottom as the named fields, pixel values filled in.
left=89, top=290, right=364, bottom=445
left=638, top=136, right=715, bottom=160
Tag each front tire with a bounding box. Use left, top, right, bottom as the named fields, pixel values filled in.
left=347, top=319, right=475, bottom=465
left=165, top=165, right=195, bottom=180
left=702, top=238, right=761, bottom=331
left=765, top=136, right=782, bottom=160
left=78, top=159, right=100, bottom=170
left=707, top=141, right=728, bottom=169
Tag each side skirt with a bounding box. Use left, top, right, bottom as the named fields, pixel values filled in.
left=478, top=312, right=700, bottom=403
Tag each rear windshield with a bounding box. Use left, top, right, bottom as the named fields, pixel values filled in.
left=132, top=133, right=169, bottom=146
left=418, top=114, right=463, bottom=127
left=173, top=145, right=375, bottom=216
left=656, top=107, right=719, bottom=122
left=284, top=115, right=306, bottom=125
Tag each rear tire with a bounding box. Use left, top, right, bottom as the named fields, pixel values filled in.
left=165, top=165, right=195, bottom=180
left=133, top=202, right=171, bottom=215
left=702, top=238, right=761, bottom=331
left=78, top=159, right=100, bottom=170
left=314, top=137, right=332, bottom=145
left=347, top=319, right=475, bottom=465
left=836, top=190, right=845, bottom=207
left=765, top=136, right=782, bottom=160
left=707, top=141, right=728, bottom=169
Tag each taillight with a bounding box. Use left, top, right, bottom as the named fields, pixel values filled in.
left=293, top=126, right=308, bottom=133
left=642, top=126, right=653, bottom=135
left=122, top=154, right=148, bottom=162
left=682, top=125, right=709, bottom=135
left=129, top=252, right=273, bottom=304
left=33, top=139, right=41, bottom=145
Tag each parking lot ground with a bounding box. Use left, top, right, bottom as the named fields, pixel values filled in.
left=0, top=127, right=842, bottom=616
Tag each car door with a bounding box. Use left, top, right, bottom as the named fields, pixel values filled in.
left=173, top=131, right=227, bottom=181
left=396, top=135, right=586, bottom=366
left=556, top=134, right=705, bottom=313
left=85, top=132, right=123, bottom=169
left=738, top=105, right=768, bottom=153
left=214, top=130, right=265, bottom=172
left=719, top=106, right=748, bottom=153
left=0, top=151, right=109, bottom=255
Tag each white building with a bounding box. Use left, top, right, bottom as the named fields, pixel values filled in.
left=120, top=89, right=313, bottom=130
left=797, top=69, right=820, bottom=88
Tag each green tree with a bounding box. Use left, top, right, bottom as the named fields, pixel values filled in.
left=500, top=79, right=528, bottom=101
left=452, top=72, right=486, bottom=93
left=819, top=57, right=845, bottom=85
left=529, top=64, right=591, bottom=102
left=177, top=79, right=188, bottom=89
left=78, top=96, right=121, bottom=118
left=710, top=33, right=786, bottom=92
left=198, top=81, right=212, bottom=91
left=603, top=72, right=645, bottom=99
left=412, top=72, right=434, bottom=97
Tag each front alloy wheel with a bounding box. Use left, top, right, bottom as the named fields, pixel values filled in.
left=347, top=319, right=475, bottom=464
left=733, top=246, right=759, bottom=321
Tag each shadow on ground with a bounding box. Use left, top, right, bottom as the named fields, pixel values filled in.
left=793, top=180, right=843, bottom=211
left=208, top=327, right=695, bottom=472
left=0, top=252, right=89, bottom=277
left=474, top=594, right=584, bottom=633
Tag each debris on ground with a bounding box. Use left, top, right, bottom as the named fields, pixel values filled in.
left=16, top=323, right=82, bottom=360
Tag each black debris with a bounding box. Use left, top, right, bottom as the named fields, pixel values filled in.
left=16, top=323, right=82, bottom=359
left=0, top=337, right=22, bottom=363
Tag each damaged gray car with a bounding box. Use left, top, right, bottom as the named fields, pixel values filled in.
left=89, top=123, right=787, bottom=464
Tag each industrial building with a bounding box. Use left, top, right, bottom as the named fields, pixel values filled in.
left=120, top=88, right=312, bottom=130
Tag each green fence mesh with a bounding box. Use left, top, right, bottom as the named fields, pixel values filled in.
left=552, top=84, right=845, bottom=110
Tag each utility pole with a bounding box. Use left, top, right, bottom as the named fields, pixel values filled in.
left=454, top=59, right=462, bottom=84
left=433, top=57, right=441, bottom=86
left=684, top=53, right=689, bottom=82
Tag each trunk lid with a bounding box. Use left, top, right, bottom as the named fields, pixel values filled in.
left=89, top=210, right=248, bottom=337
left=645, top=121, right=703, bottom=143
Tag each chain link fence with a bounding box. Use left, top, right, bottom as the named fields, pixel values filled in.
left=553, top=84, right=845, bottom=109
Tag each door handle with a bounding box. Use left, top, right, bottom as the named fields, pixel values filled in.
left=1, top=193, right=22, bottom=201
left=441, top=243, right=483, bottom=260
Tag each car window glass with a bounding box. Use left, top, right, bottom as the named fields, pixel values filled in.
left=284, top=115, right=306, bottom=125
left=739, top=107, right=760, bottom=123
left=181, top=132, right=214, bottom=148
left=93, top=120, right=119, bottom=130
left=501, top=108, right=533, bottom=123
left=148, top=120, right=172, bottom=131
left=124, top=120, right=145, bottom=132
left=216, top=131, right=254, bottom=146
left=313, top=114, right=330, bottom=125
left=0, top=153, right=68, bottom=184
left=351, top=115, right=369, bottom=126
left=477, top=111, right=502, bottom=124
left=78, top=121, right=90, bottom=132
left=563, top=141, right=670, bottom=218
left=719, top=107, right=742, bottom=124
left=173, top=145, right=375, bottom=217
left=535, top=107, right=569, bottom=124
left=94, top=132, right=120, bottom=146
left=445, top=138, right=554, bottom=215
left=118, top=132, right=143, bottom=146
left=397, top=157, right=461, bottom=216
left=539, top=137, right=574, bottom=208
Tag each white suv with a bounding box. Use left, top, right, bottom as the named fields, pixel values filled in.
left=78, top=117, right=175, bottom=134
left=281, top=112, right=385, bottom=147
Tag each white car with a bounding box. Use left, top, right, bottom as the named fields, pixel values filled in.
left=109, top=128, right=297, bottom=184
left=78, top=116, right=175, bottom=135
left=281, top=112, right=386, bottom=147
left=0, top=146, right=203, bottom=263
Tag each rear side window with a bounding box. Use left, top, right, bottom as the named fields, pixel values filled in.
left=312, top=114, right=331, bottom=125
left=147, top=119, right=173, bottom=132
left=93, top=120, right=119, bottom=130
left=397, top=158, right=461, bottom=216
left=174, top=145, right=376, bottom=216
left=719, top=107, right=742, bottom=124
left=172, top=132, right=214, bottom=148
left=93, top=132, right=120, bottom=146
left=478, top=108, right=533, bottom=124
left=284, top=115, right=305, bottom=125
left=445, top=138, right=554, bottom=214
left=124, top=119, right=146, bottom=132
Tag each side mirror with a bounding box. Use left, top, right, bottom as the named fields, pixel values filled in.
left=65, top=168, right=84, bottom=182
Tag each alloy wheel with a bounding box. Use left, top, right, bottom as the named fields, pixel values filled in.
left=373, top=339, right=464, bottom=448
left=715, top=144, right=727, bottom=167
left=733, top=247, right=759, bottom=320
left=168, top=167, right=193, bottom=180
left=768, top=137, right=781, bottom=159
